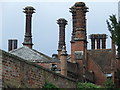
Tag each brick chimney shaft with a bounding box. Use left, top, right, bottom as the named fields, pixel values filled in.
left=70, top=2, right=88, bottom=63
left=57, top=18, right=67, bottom=58
left=23, top=6, right=35, bottom=49
left=60, top=45, right=68, bottom=76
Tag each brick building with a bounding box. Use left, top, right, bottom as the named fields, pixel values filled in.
left=1, top=2, right=120, bottom=88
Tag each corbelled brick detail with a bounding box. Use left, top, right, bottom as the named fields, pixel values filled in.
left=1, top=50, right=76, bottom=88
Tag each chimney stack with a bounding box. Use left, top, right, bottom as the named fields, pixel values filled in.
left=70, top=2, right=88, bottom=62
left=8, top=39, right=18, bottom=51
left=23, top=6, right=35, bottom=49
left=89, top=34, right=107, bottom=49
left=60, top=45, right=68, bottom=76
left=57, top=18, right=67, bottom=58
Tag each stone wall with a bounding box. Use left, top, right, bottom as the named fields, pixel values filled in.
left=0, top=50, right=76, bottom=88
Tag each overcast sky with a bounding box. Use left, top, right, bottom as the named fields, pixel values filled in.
left=1, top=1, right=118, bottom=56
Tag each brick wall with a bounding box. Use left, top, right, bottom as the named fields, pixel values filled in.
left=0, top=50, right=76, bottom=88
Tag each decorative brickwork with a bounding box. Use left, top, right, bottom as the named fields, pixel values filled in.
left=70, top=2, right=88, bottom=62
left=70, top=2, right=88, bottom=82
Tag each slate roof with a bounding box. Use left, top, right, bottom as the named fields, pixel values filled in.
left=9, top=46, right=59, bottom=63
left=87, top=49, right=114, bottom=73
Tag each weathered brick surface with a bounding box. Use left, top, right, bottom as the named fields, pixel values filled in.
left=87, top=57, right=106, bottom=85
left=1, top=50, right=76, bottom=88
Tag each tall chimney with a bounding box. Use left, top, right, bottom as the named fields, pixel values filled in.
left=8, top=39, right=18, bottom=51
left=70, top=2, right=88, bottom=63
left=70, top=2, right=88, bottom=81
left=57, top=18, right=67, bottom=58
left=23, top=6, right=35, bottom=49
left=60, top=45, right=68, bottom=76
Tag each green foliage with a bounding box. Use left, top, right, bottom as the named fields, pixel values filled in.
left=77, top=82, right=102, bottom=88
left=106, top=14, right=120, bottom=52
left=43, top=82, right=57, bottom=88
left=104, top=78, right=115, bottom=88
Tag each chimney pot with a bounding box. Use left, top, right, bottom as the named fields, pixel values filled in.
left=8, top=39, right=18, bottom=51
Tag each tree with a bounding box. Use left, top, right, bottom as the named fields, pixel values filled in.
left=106, top=15, right=120, bottom=54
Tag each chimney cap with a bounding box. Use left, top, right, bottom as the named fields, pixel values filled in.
left=70, top=2, right=88, bottom=13
left=74, top=2, right=85, bottom=7
left=57, top=18, right=67, bottom=25
left=23, top=6, right=35, bottom=13
left=24, top=6, right=35, bottom=10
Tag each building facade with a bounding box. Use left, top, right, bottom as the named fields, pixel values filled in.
left=1, top=2, right=120, bottom=88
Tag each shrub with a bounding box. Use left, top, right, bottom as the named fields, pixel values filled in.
left=43, top=82, right=57, bottom=88
left=77, top=82, right=101, bottom=88
left=104, top=78, right=115, bottom=88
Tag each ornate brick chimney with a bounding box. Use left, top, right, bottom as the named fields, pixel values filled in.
left=60, top=45, right=68, bottom=76
left=70, top=2, right=88, bottom=63
left=57, top=18, right=67, bottom=58
left=23, top=6, right=35, bottom=49
left=70, top=2, right=88, bottom=81
left=8, top=39, right=18, bottom=51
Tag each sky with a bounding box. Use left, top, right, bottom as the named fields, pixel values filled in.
left=0, top=1, right=118, bottom=57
